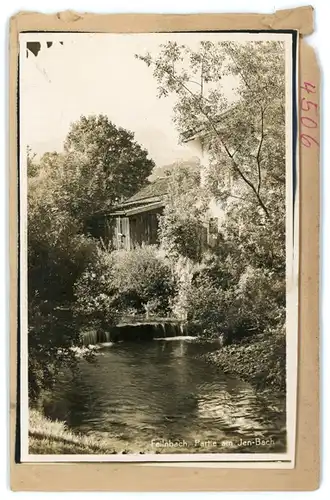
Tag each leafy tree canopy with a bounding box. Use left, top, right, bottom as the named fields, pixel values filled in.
left=158, top=164, right=210, bottom=262
left=136, top=40, right=285, bottom=218
left=64, top=114, right=155, bottom=215
left=27, top=115, right=155, bottom=302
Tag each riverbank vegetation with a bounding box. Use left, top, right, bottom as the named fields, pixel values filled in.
left=29, top=409, right=119, bottom=454
left=203, top=329, right=286, bottom=394
left=27, top=39, right=286, bottom=437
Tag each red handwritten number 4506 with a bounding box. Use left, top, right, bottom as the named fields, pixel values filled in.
left=300, top=81, right=319, bottom=148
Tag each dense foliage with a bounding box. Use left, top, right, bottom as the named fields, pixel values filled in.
left=28, top=40, right=287, bottom=403
left=136, top=40, right=285, bottom=219
left=137, top=40, right=286, bottom=346
left=158, top=164, right=209, bottom=261
left=73, top=247, right=119, bottom=327
left=74, top=245, right=177, bottom=322
left=110, top=246, right=177, bottom=316
left=27, top=117, right=154, bottom=400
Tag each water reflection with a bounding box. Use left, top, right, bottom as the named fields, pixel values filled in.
left=45, top=338, right=286, bottom=453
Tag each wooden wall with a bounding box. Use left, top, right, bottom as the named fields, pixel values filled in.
left=113, top=216, right=131, bottom=250
left=90, top=209, right=218, bottom=254
left=129, top=209, right=161, bottom=248
left=111, top=208, right=163, bottom=250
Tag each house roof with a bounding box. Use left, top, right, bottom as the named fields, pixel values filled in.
left=105, top=177, right=169, bottom=217
left=108, top=201, right=165, bottom=217
left=180, top=104, right=238, bottom=144
left=124, top=177, right=169, bottom=204
left=90, top=158, right=201, bottom=219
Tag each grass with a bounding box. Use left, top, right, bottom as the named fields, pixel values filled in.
left=28, top=410, right=174, bottom=455
left=29, top=409, right=121, bottom=455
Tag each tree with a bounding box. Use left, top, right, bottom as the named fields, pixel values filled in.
left=27, top=115, right=155, bottom=299
left=158, top=164, right=210, bottom=261
left=74, top=245, right=177, bottom=321
left=137, top=41, right=286, bottom=344
left=28, top=162, right=97, bottom=401
left=110, top=245, right=177, bottom=316
left=63, top=114, right=155, bottom=218
left=28, top=151, right=96, bottom=303
left=136, top=40, right=285, bottom=218
left=27, top=146, right=39, bottom=177
left=223, top=186, right=285, bottom=276
left=27, top=115, right=155, bottom=400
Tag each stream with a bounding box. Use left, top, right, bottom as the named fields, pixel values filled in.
left=44, top=337, right=286, bottom=454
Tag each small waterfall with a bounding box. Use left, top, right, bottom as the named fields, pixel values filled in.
left=81, top=329, right=112, bottom=346
left=164, top=322, right=171, bottom=338
left=170, top=323, right=177, bottom=337
left=81, top=329, right=98, bottom=346
left=81, top=320, right=190, bottom=345
left=180, top=323, right=187, bottom=336
left=154, top=321, right=188, bottom=339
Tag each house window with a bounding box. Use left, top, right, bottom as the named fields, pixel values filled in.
left=209, top=217, right=218, bottom=235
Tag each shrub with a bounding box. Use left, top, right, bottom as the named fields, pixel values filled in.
left=74, top=245, right=177, bottom=323
left=181, top=253, right=285, bottom=342
left=110, top=245, right=177, bottom=316
left=226, top=265, right=286, bottom=337
left=74, top=247, right=120, bottom=326
left=185, top=275, right=227, bottom=337
left=159, top=205, right=206, bottom=261
left=192, top=251, right=235, bottom=291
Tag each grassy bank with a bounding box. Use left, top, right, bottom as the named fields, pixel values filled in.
left=203, top=332, right=286, bottom=395
left=29, top=410, right=122, bottom=455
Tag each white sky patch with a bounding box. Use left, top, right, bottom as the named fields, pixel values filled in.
left=21, top=32, right=241, bottom=167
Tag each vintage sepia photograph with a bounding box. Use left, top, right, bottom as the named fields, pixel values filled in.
left=18, top=30, right=298, bottom=464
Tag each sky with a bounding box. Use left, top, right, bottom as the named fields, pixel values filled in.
left=19, top=32, right=288, bottom=168
left=19, top=32, right=242, bottom=168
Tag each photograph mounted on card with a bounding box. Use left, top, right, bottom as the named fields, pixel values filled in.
left=18, top=29, right=298, bottom=466
left=10, top=6, right=320, bottom=492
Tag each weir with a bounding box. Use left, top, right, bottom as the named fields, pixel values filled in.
left=81, top=320, right=189, bottom=346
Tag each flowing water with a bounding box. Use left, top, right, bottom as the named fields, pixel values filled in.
left=44, top=337, right=286, bottom=454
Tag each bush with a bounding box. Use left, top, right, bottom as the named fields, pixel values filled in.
left=111, top=245, right=177, bottom=316
left=225, top=265, right=285, bottom=338
left=158, top=164, right=210, bottom=262
left=74, top=246, right=120, bottom=326
left=74, top=245, right=177, bottom=323
left=185, top=275, right=227, bottom=337
left=192, top=251, right=235, bottom=291
left=180, top=252, right=285, bottom=342
left=159, top=205, right=206, bottom=261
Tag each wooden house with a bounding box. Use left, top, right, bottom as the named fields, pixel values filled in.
left=87, top=116, right=241, bottom=252
left=88, top=170, right=225, bottom=252
left=88, top=177, right=169, bottom=251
